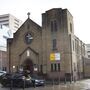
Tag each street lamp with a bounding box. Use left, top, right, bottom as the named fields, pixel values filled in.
left=34, top=67, right=38, bottom=72
left=34, top=64, right=38, bottom=72
left=33, top=64, right=38, bottom=78
left=12, top=65, right=15, bottom=73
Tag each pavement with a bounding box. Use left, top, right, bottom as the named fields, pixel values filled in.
left=0, top=79, right=90, bottom=90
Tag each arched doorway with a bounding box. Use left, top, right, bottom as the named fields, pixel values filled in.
left=22, top=59, right=34, bottom=74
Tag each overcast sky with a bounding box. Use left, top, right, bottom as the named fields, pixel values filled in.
left=0, top=0, right=90, bottom=44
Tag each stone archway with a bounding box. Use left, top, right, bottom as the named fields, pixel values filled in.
left=22, top=59, right=34, bottom=74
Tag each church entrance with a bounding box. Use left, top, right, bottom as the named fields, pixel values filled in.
left=22, top=59, right=34, bottom=74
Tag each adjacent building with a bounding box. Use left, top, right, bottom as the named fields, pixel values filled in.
left=7, top=8, right=87, bottom=81
left=0, top=49, right=7, bottom=71
left=83, top=44, right=90, bottom=78
left=0, top=14, right=23, bottom=32
left=0, top=25, right=13, bottom=71
left=0, top=14, right=22, bottom=71
left=86, top=44, right=90, bottom=58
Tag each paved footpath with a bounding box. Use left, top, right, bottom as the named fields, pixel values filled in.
left=0, top=79, right=90, bottom=90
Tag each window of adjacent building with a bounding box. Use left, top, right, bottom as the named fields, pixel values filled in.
left=73, top=40, right=75, bottom=51
left=14, top=26, right=18, bottom=29
left=0, top=20, right=9, bottom=23
left=14, top=22, right=19, bottom=26
left=87, top=51, right=90, bottom=53
left=0, top=16, right=9, bottom=19
left=70, top=23, right=72, bottom=33
left=74, top=63, right=76, bottom=71
left=52, top=39, right=57, bottom=50
left=88, top=55, right=90, bottom=58
left=14, top=19, right=19, bottom=23
left=75, top=39, right=78, bottom=54
left=3, top=24, right=9, bottom=27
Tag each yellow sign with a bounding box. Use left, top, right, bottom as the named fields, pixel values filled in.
left=50, top=53, right=55, bottom=61
left=50, top=53, right=60, bottom=61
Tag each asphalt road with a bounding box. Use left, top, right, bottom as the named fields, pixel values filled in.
left=0, top=79, right=90, bottom=90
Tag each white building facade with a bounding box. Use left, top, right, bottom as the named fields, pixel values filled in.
left=0, top=14, right=23, bottom=32
left=0, top=25, right=13, bottom=71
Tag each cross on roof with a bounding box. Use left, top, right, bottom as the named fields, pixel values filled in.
left=27, top=12, right=30, bottom=18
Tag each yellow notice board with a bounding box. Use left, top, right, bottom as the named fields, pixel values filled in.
left=50, top=53, right=60, bottom=61
left=50, top=53, right=55, bottom=61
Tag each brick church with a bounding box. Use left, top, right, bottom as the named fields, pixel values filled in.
left=7, top=8, right=86, bottom=80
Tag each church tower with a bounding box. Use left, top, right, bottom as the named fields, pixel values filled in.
left=42, top=8, right=75, bottom=80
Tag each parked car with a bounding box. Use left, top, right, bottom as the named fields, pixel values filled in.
left=0, top=71, right=6, bottom=82
left=0, top=70, right=6, bottom=76
left=0, top=73, right=32, bottom=87
left=31, top=76, right=45, bottom=86
left=0, top=73, right=12, bottom=87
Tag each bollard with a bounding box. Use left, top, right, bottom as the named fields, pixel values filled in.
left=23, top=79, right=25, bottom=90
left=74, top=76, right=76, bottom=82
left=52, top=79, right=54, bottom=86
left=32, top=79, right=36, bottom=88
left=22, top=76, right=25, bottom=90
left=64, top=76, right=66, bottom=84
left=10, top=79, right=13, bottom=90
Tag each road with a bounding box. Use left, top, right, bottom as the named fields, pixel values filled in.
left=0, top=79, right=90, bottom=90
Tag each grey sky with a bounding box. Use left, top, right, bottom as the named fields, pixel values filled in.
left=0, top=0, right=90, bottom=43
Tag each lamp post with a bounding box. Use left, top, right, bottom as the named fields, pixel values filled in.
left=33, top=65, right=38, bottom=88
left=10, top=66, right=15, bottom=90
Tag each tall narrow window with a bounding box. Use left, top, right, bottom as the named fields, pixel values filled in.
left=51, top=64, right=53, bottom=72
left=58, top=63, right=60, bottom=71
left=52, top=39, right=57, bottom=50
left=40, top=65, right=43, bottom=72
left=51, top=21, right=54, bottom=32
left=27, top=50, right=30, bottom=56
left=70, top=23, right=72, bottom=33
left=54, top=63, right=57, bottom=71
left=51, top=20, right=58, bottom=32
left=73, top=40, right=75, bottom=51
left=54, top=20, right=57, bottom=32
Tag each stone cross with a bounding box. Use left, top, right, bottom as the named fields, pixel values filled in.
left=27, top=12, right=30, bottom=18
